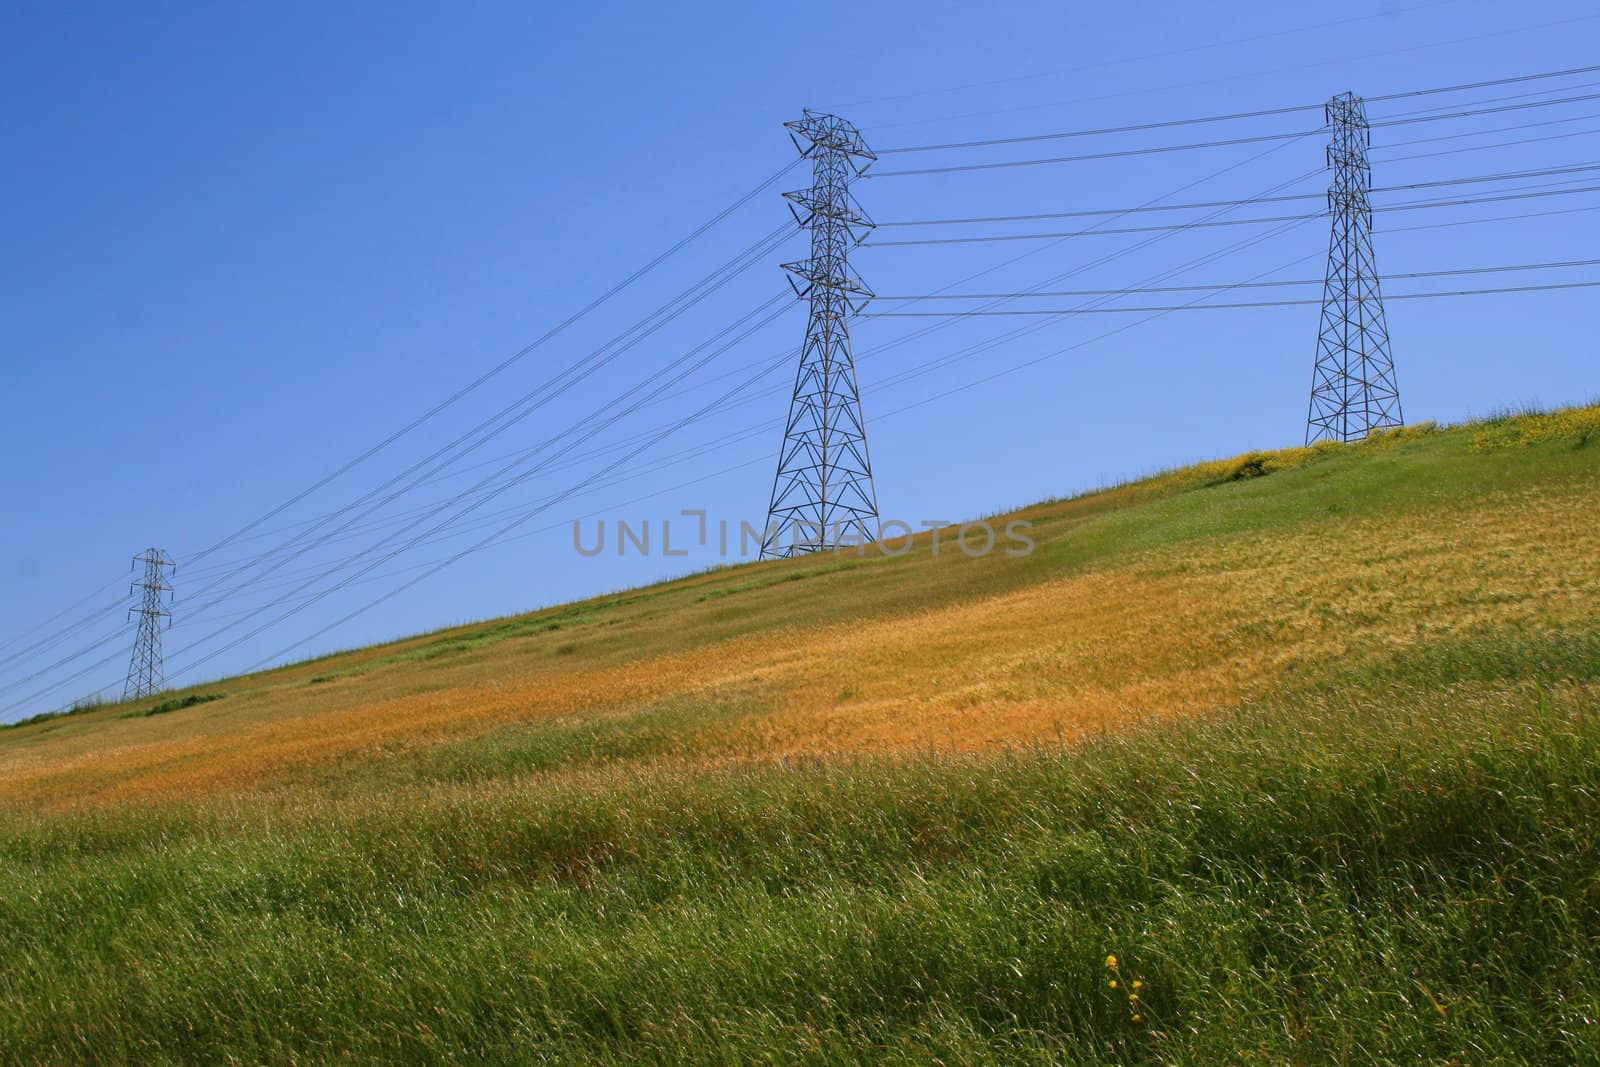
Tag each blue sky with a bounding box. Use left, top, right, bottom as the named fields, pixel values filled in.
left=2, top=0, right=1596, bottom=718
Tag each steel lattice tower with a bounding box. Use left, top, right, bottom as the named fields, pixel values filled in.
left=123, top=548, right=174, bottom=700
left=1305, top=92, right=1402, bottom=445
left=760, top=110, right=881, bottom=559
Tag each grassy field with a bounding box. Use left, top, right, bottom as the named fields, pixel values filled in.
left=1, top=406, right=1598, bottom=1062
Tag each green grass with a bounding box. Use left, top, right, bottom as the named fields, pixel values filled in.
left=0, top=696, right=108, bottom=731
left=1, top=654, right=1598, bottom=1061
left=116, top=691, right=227, bottom=719
left=2, top=407, right=1599, bottom=1061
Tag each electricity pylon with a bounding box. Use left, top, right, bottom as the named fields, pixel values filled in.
left=1305, top=91, right=1402, bottom=444
left=761, top=110, right=881, bottom=559
left=123, top=548, right=174, bottom=700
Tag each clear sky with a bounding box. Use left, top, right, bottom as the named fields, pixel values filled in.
left=2, top=0, right=1596, bottom=719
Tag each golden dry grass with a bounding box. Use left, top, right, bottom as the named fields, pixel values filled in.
left=2, top=412, right=1597, bottom=808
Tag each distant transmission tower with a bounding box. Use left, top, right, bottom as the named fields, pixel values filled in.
left=1305, top=91, right=1402, bottom=445
left=760, top=110, right=881, bottom=559
left=123, top=548, right=174, bottom=700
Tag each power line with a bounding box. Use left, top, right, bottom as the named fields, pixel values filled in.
left=0, top=577, right=125, bottom=657
left=177, top=303, right=799, bottom=683
left=1358, top=180, right=1600, bottom=212
left=172, top=330, right=810, bottom=580
left=0, top=307, right=798, bottom=720
left=172, top=223, right=797, bottom=618
left=160, top=297, right=794, bottom=683
left=177, top=414, right=792, bottom=603
left=875, top=65, right=1600, bottom=156
left=863, top=279, right=1600, bottom=317
left=0, top=623, right=136, bottom=702
left=867, top=14, right=1600, bottom=135
left=868, top=95, right=1600, bottom=179
left=876, top=102, right=1321, bottom=155
left=871, top=258, right=1600, bottom=300
left=863, top=183, right=1600, bottom=247
left=0, top=235, right=798, bottom=715
left=170, top=367, right=795, bottom=579
left=865, top=214, right=1583, bottom=441
left=856, top=206, right=1599, bottom=417
left=1372, top=90, right=1600, bottom=130
left=1367, top=62, right=1600, bottom=104
left=870, top=211, right=1320, bottom=247
left=142, top=433, right=793, bottom=634
left=1378, top=122, right=1600, bottom=164
left=873, top=161, right=1600, bottom=228
left=3, top=348, right=778, bottom=716
left=867, top=128, right=1323, bottom=178
left=0, top=160, right=802, bottom=699
left=1372, top=78, right=1600, bottom=123
left=173, top=157, right=800, bottom=575
left=0, top=592, right=128, bottom=675
left=1387, top=202, right=1600, bottom=233
left=872, top=78, right=1600, bottom=159
left=1373, top=110, right=1600, bottom=158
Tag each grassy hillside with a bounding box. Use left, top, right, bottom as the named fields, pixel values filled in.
left=1, top=406, right=1598, bottom=1062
